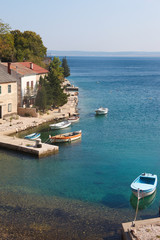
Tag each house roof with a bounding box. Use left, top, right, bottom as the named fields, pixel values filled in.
left=1, top=62, right=36, bottom=76
left=19, top=62, right=48, bottom=74
left=0, top=65, right=17, bottom=83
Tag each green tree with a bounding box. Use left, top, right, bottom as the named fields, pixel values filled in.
left=0, top=20, right=47, bottom=65
left=0, top=19, right=10, bottom=34
left=49, top=57, right=64, bottom=81
left=35, top=86, right=47, bottom=112
left=0, top=19, right=14, bottom=61
left=62, top=57, right=70, bottom=77
left=36, top=57, right=68, bottom=111
left=46, top=68, right=67, bottom=107
left=40, top=57, right=68, bottom=108
left=11, top=30, right=47, bottom=65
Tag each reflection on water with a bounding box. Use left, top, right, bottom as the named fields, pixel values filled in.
left=53, top=138, right=82, bottom=147
left=130, top=191, right=156, bottom=210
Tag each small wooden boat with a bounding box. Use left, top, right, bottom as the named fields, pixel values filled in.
left=95, top=107, right=108, bottom=115
left=68, top=116, right=80, bottom=123
left=25, top=133, right=41, bottom=140
left=130, top=173, right=157, bottom=199
left=49, top=120, right=71, bottom=130
left=49, top=130, right=82, bottom=143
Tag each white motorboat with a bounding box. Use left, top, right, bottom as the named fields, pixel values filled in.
left=68, top=116, right=80, bottom=123
left=95, top=107, right=108, bottom=115
left=49, top=120, right=71, bottom=130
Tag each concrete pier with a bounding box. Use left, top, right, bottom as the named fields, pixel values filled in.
left=0, top=134, right=58, bottom=158
left=122, top=217, right=160, bottom=240
left=66, top=86, right=79, bottom=91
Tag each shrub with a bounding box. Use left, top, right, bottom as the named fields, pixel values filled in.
left=24, top=113, right=31, bottom=117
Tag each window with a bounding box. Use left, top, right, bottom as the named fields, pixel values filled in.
left=31, top=81, right=33, bottom=90
left=0, top=86, right=1, bottom=94
left=26, top=81, right=29, bottom=94
left=8, top=103, right=12, bottom=112
left=8, top=85, right=11, bottom=93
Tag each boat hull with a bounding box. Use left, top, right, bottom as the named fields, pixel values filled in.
left=95, top=108, right=108, bottom=115
left=25, top=133, right=41, bottom=140
left=131, top=188, right=156, bottom=199
left=95, top=111, right=108, bottom=115
left=49, top=121, right=71, bottom=130
left=49, top=131, right=82, bottom=143
left=50, top=135, right=81, bottom=143
left=50, top=123, right=71, bottom=129
left=68, top=117, right=80, bottom=123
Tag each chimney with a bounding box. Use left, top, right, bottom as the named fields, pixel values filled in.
left=8, top=62, right=11, bottom=75
left=30, top=62, right=33, bottom=70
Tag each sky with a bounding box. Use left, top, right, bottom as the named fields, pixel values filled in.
left=1, top=0, right=160, bottom=52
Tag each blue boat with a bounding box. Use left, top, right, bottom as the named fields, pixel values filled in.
left=24, top=133, right=41, bottom=140
left=130, top=173, right=157, bottom=199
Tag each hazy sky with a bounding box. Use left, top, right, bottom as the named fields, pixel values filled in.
left=1, top=0, right=160, bottom=52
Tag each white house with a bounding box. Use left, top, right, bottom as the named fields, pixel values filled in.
left=19, top=62, right=48, bottom=83
left=0, top=62, right=37, bottom=107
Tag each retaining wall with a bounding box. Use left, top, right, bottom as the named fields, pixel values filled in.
left=18, top=107, right=39, bottom=117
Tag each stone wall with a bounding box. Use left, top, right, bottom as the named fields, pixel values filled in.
left=18, top=107, right=38, bottom=117
left=0, top=82, right=17, bottom=118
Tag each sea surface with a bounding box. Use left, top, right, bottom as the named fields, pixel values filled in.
left=1, top=56, right=160, bottom=238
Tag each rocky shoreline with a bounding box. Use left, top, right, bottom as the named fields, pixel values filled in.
left=0, top=191, right=126, bottom=240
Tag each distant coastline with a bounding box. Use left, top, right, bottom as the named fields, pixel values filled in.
left=47, top=50, right=160, bottom=57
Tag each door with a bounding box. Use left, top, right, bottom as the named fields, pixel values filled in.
left=0, top=106, right=2, bottom=118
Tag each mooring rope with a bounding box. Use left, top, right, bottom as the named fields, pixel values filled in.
left=134, top=189, right=140, bottom=221
left=44, top=137, right=50, bottom=143
left=132, top=188, right=140, bottom=227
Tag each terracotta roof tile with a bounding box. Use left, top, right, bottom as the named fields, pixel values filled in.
left=19, top=62, right=48, bottom=74
left=1, top=63, right=36, bottom=76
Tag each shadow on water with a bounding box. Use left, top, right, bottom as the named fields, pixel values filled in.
left=94, top=113, right=108, bottom=117
left=100, top=193, right=128, bottom=209
left=0, top=147, right=39, bottom=162
left=85, top=112, right=109, bottom=120
left=86, top=112, right=96, bottom=118
left=130, top=191, right=156, bottom=210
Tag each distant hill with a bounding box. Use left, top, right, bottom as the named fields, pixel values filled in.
left=47, top=50, right=160, bottom=57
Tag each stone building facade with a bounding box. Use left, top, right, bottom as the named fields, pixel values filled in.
left=0, top=65, right=17, bottom=119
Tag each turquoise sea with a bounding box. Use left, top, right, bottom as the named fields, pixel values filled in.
left=1, top=56, right=160, bottom=238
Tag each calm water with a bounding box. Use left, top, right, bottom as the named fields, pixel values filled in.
left=1, top=57, right=160, bottom=222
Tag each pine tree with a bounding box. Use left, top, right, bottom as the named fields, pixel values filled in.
left=62, top=57, right=70, bottom=77
left=35, top=57, right=68, bottom=111
left=46, top=68, right=67, bottom=107
left=35, top=86, right=47, bottom=112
